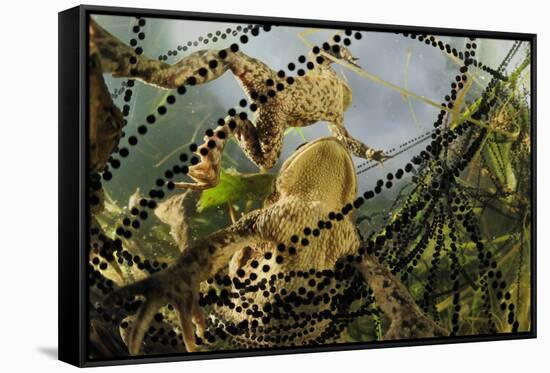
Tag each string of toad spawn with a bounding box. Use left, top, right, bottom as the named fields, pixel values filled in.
left=88, top=17, right=530, bottom=356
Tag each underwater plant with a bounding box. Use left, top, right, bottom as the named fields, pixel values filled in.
left=87, top=16, right=532, bottom=358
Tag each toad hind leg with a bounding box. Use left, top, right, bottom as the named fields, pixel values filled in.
left=90, top=18, right=273, bottom=91
left=104, top=210, right=264, bottom=354
left=90, top=18, right=231, bottom=89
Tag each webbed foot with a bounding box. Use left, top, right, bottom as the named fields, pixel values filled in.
left=104, top=269, right=205, bottom=355
left=174, top=113, right=281, bottom=190
left=173, top=160, right=221, bottom=190
left=173, top=130, right=226, bottom=190
left=366, top=148, right=391, bottom=166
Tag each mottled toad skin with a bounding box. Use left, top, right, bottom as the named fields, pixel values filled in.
left=88, top=46, right=125, bottom=172
left=90, top=19, right=385, bottom=190
left=106, top=137, right=361, bottom=354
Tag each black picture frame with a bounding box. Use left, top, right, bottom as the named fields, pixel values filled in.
left=59, top=4, right=537, bottom=367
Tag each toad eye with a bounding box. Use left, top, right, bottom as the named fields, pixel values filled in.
left=295, top=142, right=309, bottom=151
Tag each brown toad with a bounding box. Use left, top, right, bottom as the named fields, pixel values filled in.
left=106, top=137, right=361, bottom=354
left=90, top=19, right=386, bottom=190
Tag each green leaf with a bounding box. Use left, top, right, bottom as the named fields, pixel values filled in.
left=197, top=168, right=275, bottom=212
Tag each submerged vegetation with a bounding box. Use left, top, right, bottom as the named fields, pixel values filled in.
left=353, top=49, right=532, bottom=336
left=87, top=15, right=532, bottom=358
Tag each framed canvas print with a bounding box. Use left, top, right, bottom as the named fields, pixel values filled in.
left=58, top=5, right=536, bottom=367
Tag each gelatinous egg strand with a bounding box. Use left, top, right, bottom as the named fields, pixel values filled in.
left=97, top=23, right=274, bottom=181
left=159, top=24, right=264, bottom=61
left=89, top=24, right=521, bottom=352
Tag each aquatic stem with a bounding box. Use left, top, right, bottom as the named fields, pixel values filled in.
left=403, top=49, right=421, bottom=129
left=154, top=114, right=211, bottom=168
left=298, top=29, right=521, bottom=139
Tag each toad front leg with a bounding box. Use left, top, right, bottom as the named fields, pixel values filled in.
left=329, top=118, right=388, bottom=164
left=174, top=110, right=284, bottom=190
